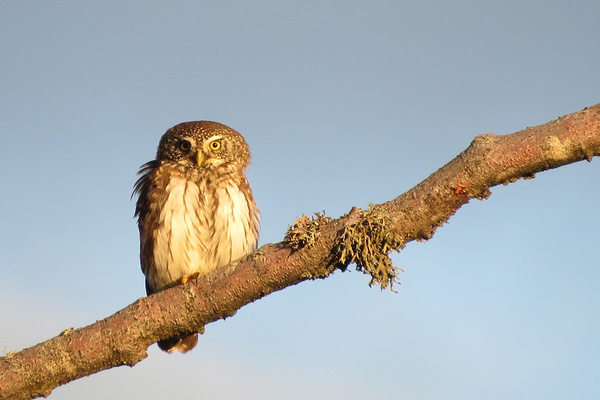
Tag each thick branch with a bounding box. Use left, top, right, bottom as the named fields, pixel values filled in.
left=1, top=104, right=599, bottom=400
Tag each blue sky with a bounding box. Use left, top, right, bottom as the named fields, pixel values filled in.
left=1, top=1, right=600, bottom=399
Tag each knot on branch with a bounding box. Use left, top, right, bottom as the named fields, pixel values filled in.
left=284, top=212, right=332, bottom=250
left=334, top=206, right=404, bottom=290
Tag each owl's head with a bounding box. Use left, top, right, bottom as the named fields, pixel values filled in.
left=156, top=121, right=251, bottom=170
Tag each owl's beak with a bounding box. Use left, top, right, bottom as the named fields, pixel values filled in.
left=196, top=151, right=205, bottom=165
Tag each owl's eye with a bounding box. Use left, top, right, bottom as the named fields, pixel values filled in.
left=209, top=140, right=221, bottom=151
left=179, top=140, right=191, bottom=151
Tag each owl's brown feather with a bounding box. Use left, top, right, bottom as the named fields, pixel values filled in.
left=134, top=121, right=260, bottom=353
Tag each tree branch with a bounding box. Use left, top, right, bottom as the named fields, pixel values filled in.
left=1, top=104, right=599, bottom=400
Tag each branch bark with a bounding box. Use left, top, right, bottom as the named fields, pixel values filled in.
left=2, top=104, right=599, bottom=400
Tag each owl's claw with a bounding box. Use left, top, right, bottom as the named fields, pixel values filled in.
left=180, top=272, right=200, bottom=285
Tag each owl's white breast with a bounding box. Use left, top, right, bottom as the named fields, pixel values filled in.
left=213, top=184, right=258, bottom=265
left=149, top=174, right=259, bottom=291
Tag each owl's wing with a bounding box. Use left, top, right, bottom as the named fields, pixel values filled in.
left=133, top=160, right=158, bottom=193
left=133, top=161, right=160, bottom=294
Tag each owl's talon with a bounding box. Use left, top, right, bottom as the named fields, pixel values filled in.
left=180, top=272, right=200, bottom=285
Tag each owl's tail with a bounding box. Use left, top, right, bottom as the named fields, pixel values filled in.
left=158, top=333, right=199, bottom=353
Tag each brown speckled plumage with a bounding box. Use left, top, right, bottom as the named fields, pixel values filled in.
left=134, top=121, right=260, bottom=353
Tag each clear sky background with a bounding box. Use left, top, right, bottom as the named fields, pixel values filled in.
left=1, top=1, right=600, bottom=399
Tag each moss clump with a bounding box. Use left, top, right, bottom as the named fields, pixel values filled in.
left=284, top=212, right=332, bottom=250
left=335, top=206, right=403, bottom=290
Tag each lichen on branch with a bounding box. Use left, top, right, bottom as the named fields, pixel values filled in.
left=334, top=206, right=404, bottom=290
left=284, top=212, right=332, bottom=250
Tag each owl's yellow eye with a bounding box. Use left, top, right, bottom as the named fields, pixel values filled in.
left=209, top=140, right=221, bottom=151
left=179, top=140, right=191, bottom=151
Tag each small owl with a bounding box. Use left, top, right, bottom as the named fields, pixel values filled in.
left=134, top=121, right=260, bottom=353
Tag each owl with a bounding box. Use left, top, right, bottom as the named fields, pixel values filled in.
left=133, top=121, right=260, bottom=353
